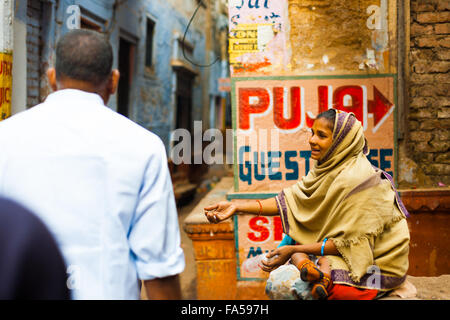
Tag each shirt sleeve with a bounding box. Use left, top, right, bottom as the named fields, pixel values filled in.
left=128, top=138, right=185, bottom=280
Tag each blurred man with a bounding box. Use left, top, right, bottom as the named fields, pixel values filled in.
left=0, top=197, right=69, bottom=300
left=0, top=29, right=184, bottom=299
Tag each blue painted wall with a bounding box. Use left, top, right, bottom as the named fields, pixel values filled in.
left=129, top=0, right=207, bottom=149
left=16, top=0, right=221, bottom=153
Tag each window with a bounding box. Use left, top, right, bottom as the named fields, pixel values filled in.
left=80, top=17, right=102, bottom=32
left=145, top=18, right=155, bottom=67
left=79, top=7, right=105, bottom=32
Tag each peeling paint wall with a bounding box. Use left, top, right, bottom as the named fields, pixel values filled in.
left=227, top=0, right=397, bottom=76
left=0, top=0, right=14, bottom=52
left=288, top=0, right=394, bottom=74
left=228, top=0, right=290, bottom=75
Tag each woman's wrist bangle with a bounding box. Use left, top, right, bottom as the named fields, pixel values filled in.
left=321, top=238, right=328, bottom=256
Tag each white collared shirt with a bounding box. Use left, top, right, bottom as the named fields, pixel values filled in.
left=0, top=89, right=185, bottom=299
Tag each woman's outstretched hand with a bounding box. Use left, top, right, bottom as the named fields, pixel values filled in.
left=260, top=246, right=295, bottom=273
left=204, top=201, right=237, bottom=223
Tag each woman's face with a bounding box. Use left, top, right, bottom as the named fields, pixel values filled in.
left=309, top=117, right=334, bottom=161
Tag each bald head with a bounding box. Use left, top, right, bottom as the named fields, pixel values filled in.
left=55, top=29, right=113, bottom=86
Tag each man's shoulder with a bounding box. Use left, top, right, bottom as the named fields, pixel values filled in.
left=0, top=104, right=43, bottom=136
left=104, top=110, right=164, bottom=147
left=2, top=104, right=42, bottom=122
left=98, top=109, right=167, bottom=158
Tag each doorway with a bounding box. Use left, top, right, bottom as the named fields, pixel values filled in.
left=175, top=70, right=194, bottom=133
left=117, top=37, right=135, bottom=117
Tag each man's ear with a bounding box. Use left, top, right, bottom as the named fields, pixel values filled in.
left=47, top=68, right=58, bottom=91
left=108, top=69, right=120, bottom=95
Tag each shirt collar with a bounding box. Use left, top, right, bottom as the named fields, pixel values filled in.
left=44, top=89, right=105, bottom=106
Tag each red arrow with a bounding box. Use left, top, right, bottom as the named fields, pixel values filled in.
left=368, top=86, right=393, bottom=131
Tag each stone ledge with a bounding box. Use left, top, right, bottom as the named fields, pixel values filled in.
left=184, top=221, right=234, bottom=240
left=183, top=177, right=234, bottom=230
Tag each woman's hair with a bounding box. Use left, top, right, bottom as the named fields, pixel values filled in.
left=316, top=109, right=336, bottom=132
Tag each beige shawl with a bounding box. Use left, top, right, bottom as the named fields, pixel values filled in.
left=276, top=111, right=410, bottom=291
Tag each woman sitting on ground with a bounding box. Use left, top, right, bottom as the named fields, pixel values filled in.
left=204, top=109, right=410, bottom=300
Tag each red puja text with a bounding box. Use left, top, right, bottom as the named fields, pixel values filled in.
left=238, top=85, right=394, bottom=132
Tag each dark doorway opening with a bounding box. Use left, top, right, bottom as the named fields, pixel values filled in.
left=175, top=70, right=194, bottom=133
left=117, top=37, right=135, bottom=117
left=171, top=69, right=195, bottom=180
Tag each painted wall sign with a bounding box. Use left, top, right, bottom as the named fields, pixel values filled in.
left=232, top=75, right=397, bottom=193
left=228, top=0, right=290, bottom=75
left=232, top=74, right=397, bottom=280
left=235, top=213, right=282, bottom=280
left=0, top=52, right=13, bottom=120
